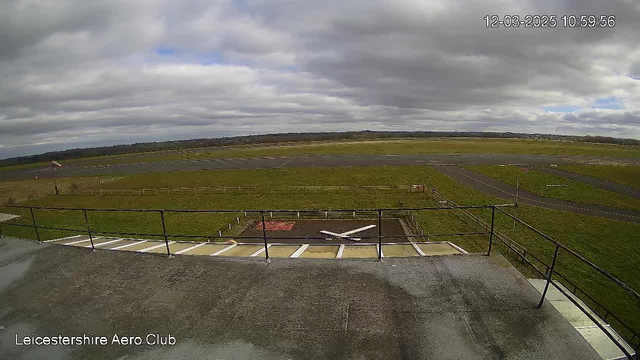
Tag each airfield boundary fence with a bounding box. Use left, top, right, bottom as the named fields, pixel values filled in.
left=423, top=186, right=639, bottom=358
left=0, top=202, right=638, bottom=357
left=64, top=184, right=426, bottom=196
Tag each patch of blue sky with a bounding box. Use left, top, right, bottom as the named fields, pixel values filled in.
left=156, top=47, right=177, bottom=56
left=592, top=96, right=622, bottom=110
left=543, top=106, right=581, bottom=113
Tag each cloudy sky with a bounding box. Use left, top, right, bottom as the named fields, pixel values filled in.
left=1, top=0, right=639, bottom=158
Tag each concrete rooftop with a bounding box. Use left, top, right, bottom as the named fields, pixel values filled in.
left=0, top=237, right=600, bottom=360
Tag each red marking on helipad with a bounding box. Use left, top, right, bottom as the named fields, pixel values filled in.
left=255, top=221, right=295, bottom=231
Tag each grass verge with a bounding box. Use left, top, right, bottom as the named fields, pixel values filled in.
left=465, top=164, right=640, bottom=211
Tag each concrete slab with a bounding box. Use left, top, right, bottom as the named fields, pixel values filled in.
left=418, top=242, right=462, bottom=256
left=299, top=245, right=339, bottom=258
left=528, top=279, right=635, bottom=359
left=147, top=242, right=199, bottom=254
left=382, top=244, right=419, bottom=257
left=261, top=245, right=299, bottom=258
left=101, top=239, right=138, bottom=249
left=45, top=236, right=85, bottom=245
left=182, top=243, right=228, bottom=255
left=578, top=326, right=635, bottom=360
left=217, top=245, right=263, bottom=257
left=0, top=238, right=600, bottom=360
left=341, top=245, right=377, bottom=258
left=119, top=241, right=159, bottom=252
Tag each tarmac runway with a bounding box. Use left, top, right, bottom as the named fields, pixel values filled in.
left=1, top=153, right=637, bottom=181
left=433, top=166, right=640, bottom=224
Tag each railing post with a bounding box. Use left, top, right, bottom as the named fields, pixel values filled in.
left=83, top=209, right=95, bottom=251
left=261, top=211, right=269, bottom=261
left=30, top=207, right=41, bottom=243
left=537, top=245, right=560, bottom=308
left=159, top=210, right=171, bottom=257
left=377, top=210, right=382, bottom=261
left=0, top=218, right=4, bottom=239
left=487, top=206, right=495, bottom=256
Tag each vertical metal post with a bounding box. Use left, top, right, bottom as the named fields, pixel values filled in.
left=52, top=164, right=59, bottom=195
left=537, top=245, right=560, bottom=308
left=377, top=210, right=382, bottom=261
left=83, top=209, right=95, bottom=251
left=160, top=210, right=171, bottom=257
left=261, top=211, right=269, bottom=261
left=487, top=206, right=495, bottom=256
left=30, top=207, right=41, bottom=242
left=0, top=217, right=4, bottom=239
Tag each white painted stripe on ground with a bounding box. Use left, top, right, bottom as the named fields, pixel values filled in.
left=210, top=244, right=237, bottom=256
left=138, top=241, right=174, bottom=253
left=175, top=242, right=206, bottom=255
left=63, top=238, right=92, bottom=246
left=45, top=234, right=83, bottom=243
left=85, top=238, right=121, bottom=248
left=112, top=240, right=147, bottom=250
left=337, top=244, right=345, bottom=259
left=290, top=244, right=309, bottom=258
left=412, top=242, right=426, bottom=256
left=250, top=244, right=271, bottom=257
left=447, top=241, right=469, bottom=254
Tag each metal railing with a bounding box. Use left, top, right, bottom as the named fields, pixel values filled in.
left=425, top=187, right=639, bottom=359
left=0, top=203, right=637, bottom=358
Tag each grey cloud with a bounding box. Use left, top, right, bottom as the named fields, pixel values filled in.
left=1, top=0, right=640, bottom=158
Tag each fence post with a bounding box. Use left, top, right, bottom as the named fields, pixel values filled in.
left=537, top=245, right=560, bottom=308
left=29, top=207, right=41, bottom=243
left=0, top=218, right=4, bottom=239
left=261, top=211, right=270, bottom=261
left=83, top=209, right=95, bottom=251
left=159, top=210, right=171, bottom=257
left=487, top=206, right=496, bottom=256
left=377, top=210, right=382, bottom=261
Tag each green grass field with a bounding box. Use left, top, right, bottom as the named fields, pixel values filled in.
left=465, top=165, right=640, bottom=211
left=1, top=164, right=639, bottom=342
left=3, top=138, right=640, bottom=172
left=561, top=164, right=640, bottom=189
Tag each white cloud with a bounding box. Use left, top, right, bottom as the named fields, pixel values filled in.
left=1, top=0, right=640, bottom=158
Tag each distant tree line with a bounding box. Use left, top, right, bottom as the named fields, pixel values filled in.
left=1, top=131, right=638, bottom=167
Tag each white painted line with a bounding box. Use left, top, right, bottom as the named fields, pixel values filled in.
left=86, top=238, right=122, bottom=248
left=45, top=234, right=83, bottom=243
left=112, top=240, right=147, bottom=250
left=210, top=244, right=237, bottom=256
left=250, top=244, right=271, bottom=257
left=337, top=244, right=345, bottom=259
left=290, top=244, right=309, bottom=258
left=412, top=242, right=426, bottom=256
left=175, top=242, right=206, bottom=255
left=138, top=241, right=174, bottom=253
left=63, top=238, right=92, bottom=246
left=447, top=241, right=469, bottom=254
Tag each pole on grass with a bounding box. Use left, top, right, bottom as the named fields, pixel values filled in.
left=261, top=211, right=269, bottom=261
left=537, top=245, right=560, bottom=308
left=83, top=209, right=95, bottom=251
left=29, top=207, right=41, bottom=243
left=513, top=176, right=519, bottom=233
left=160, top=210, right=171, bottom=257
left=487, top=206, right=495, bottom=256
left=377, top=210, right=382, bottom=261
left=0, top=218, right=4, bottom=239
